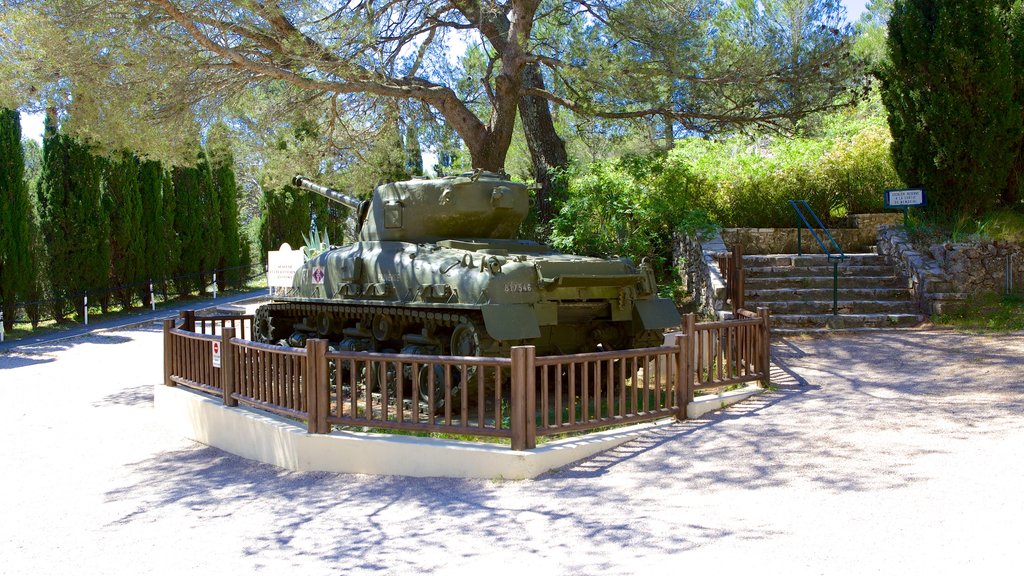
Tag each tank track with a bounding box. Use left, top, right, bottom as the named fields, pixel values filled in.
left=255, top=302, right=667, bottom=355
left=255, top=302, right=501, bottom=355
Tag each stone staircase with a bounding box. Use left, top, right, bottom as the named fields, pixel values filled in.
left=742, top=252, right=926, bottom=332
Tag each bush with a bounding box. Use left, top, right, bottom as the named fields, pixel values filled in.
left=554, top=121, right=903, bottom=270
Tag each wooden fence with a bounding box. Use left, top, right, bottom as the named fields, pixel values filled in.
left=163, top=308, right=771, bottom=450
left=717, top=243, right=746, bottom=315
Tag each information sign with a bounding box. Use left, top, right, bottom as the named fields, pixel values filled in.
left=885, top=188, right=926, bottom=208
left=267, top=243, right=305, bottom=288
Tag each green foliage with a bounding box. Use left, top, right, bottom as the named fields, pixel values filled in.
left=208, top=130, right=242, bottom=289
left=36, top=115, right=110, bottom=320
left=138, top=159, right=166, bottom=305
left=257, top=183, right=348, bottom=264
left=550, top=152, right=694, bottom=279
left=301, top=227, right=330, bottom=261
left=104, top=151, right=143, bottom=309
left=553, top=114, right=902, bottom=274
left=879, top=0, right=1024, bottom=218
left=0, top=108, right=34, bottom=330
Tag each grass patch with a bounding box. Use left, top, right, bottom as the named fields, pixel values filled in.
left=932, top=292, right=1024, bottom=332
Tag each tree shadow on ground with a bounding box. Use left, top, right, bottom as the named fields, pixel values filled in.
left=93, top=384, right=154, bottom=408
left=0, top=354, right=56, bottom=370
left=101, top=330, right=1024, bottom=572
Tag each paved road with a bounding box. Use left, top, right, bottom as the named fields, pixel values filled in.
left=2, top=327, right=1022, bottom=574
left=0, top=289, right=268, bottom=352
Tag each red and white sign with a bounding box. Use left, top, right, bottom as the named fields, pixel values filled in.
left=212, top=341, right=222, bottom=368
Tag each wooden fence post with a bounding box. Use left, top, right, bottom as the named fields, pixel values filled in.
left=510, top=346, right=535, bottom=451
left=758, top=307, right=771, bottom=386
left=163, top=319, right=175, bottom=387
left=735, top=243, right=745, bottom=312
left=684, top=313, right=696, bottom=406
left=305, top=339, right=329, bottom=434
left=674, top=333, right=688, bottom=421
left=179, top=310, right=195, bottom=332
left=222, top=326, right=237, bottom=407
left=525, top=346, right=537, bottom=449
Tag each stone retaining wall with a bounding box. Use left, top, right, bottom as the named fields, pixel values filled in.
left=675, top=231, right=728, bottom=318
left=876, top=226, right=1024, bottom=314
left=720, top=213, right=900, bottom=255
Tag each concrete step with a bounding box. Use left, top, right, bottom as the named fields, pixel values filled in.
left=746, top=287, right=914, bottom=302
left=745, top=275, right=905, bottom=289
left=752, top=299, right=918, bottom=315
left=769, top=313, right=925, bottom=330
left=743, top=253, right=884, bottom=267
left=745, top=264, right=896, bottom=278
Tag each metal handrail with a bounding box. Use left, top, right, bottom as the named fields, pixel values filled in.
left=787, top=200, right=847, bottom=316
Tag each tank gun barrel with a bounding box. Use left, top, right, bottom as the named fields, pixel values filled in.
left=292, top=175, right=362, bottom=210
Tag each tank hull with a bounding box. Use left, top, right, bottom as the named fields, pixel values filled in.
left=256, top=238, right=678, bottom=356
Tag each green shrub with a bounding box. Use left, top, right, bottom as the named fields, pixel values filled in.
left=554, top=121, right=903, bottom=269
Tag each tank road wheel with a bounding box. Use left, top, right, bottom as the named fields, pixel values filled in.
left=416, top=364, right=456, bottom=414
left=450, top=321, right=483, bottom=357
left=254, top=306, right=293, bottom=343
left=448, top=319, right=502, bottom=410
left=255, top=307, right=272, bottom=343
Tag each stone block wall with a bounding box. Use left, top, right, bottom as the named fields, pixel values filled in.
left=675, top=231, right=728, bottom=318
left=876, top=226, right=1024, bottom=314
left=720, top=213, right=900, bottom=255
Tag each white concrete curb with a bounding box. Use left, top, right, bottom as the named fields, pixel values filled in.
left=156, top=381, right=764, bottom=479
left=155, top=384, right=673, bottom=479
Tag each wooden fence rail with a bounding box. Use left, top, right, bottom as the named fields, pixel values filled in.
left=163, top=308, right=771, bottom=451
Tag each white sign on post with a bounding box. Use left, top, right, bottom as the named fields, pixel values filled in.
left=267, top=243, right=305, bottom=288
left=884, top=188, right=926, bottom=208
left=212, top=341, right=222, bottom=368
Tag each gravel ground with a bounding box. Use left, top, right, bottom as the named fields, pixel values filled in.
left=1, top=326, right=1022, bottom=575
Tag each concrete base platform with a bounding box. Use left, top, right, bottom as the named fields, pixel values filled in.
left=155, top=383, right=763, bottom=479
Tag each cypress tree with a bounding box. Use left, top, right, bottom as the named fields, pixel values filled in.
left=207, top=135, right=241, bottom=289
left=161, top=168, right=179, bottom=297
left=37, top=112, right=109, bottom=320
left=138, top=159, right=165, bottom=306
left=0, top=108, right=34, bottom=331
left=171, top=163, right=202, bottom=295
left=196, top=149, right=222, bottom=289
left=104, top=151, right=143, bottom=309
left=879, top=0, right=1023, bottom=217
left=257, top=185, right=308, bottom=260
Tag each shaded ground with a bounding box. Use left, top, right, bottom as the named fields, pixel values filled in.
left=1, top=327, right=1022, bottom=574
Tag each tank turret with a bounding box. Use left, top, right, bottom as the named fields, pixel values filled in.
left=292, top=171, right=530, bottom=243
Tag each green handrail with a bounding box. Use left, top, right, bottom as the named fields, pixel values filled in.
left=787, top=200, right=847, bottom=316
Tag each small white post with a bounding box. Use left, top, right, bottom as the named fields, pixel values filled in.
left=213, top=272, right=218, bottom=299
left=150, top=281, right=156, bottom=311
left=84, top=295, right=89, bottom=326
left=1, top=310, right=5, bottom=343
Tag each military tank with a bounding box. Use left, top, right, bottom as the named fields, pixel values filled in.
left=255, top=171, right=680, bottom=360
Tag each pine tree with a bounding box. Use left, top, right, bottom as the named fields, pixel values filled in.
left=0, top=108, right=34, bottom=331
left=879, top=0, right=1023, bottom=217
left=104, top=151, right=143, bottom=309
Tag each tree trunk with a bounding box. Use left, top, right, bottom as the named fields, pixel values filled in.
left=518, top=63, right=568, bottom=225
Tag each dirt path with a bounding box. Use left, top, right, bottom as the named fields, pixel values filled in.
left=1, top=327, right=1022, bottom=575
